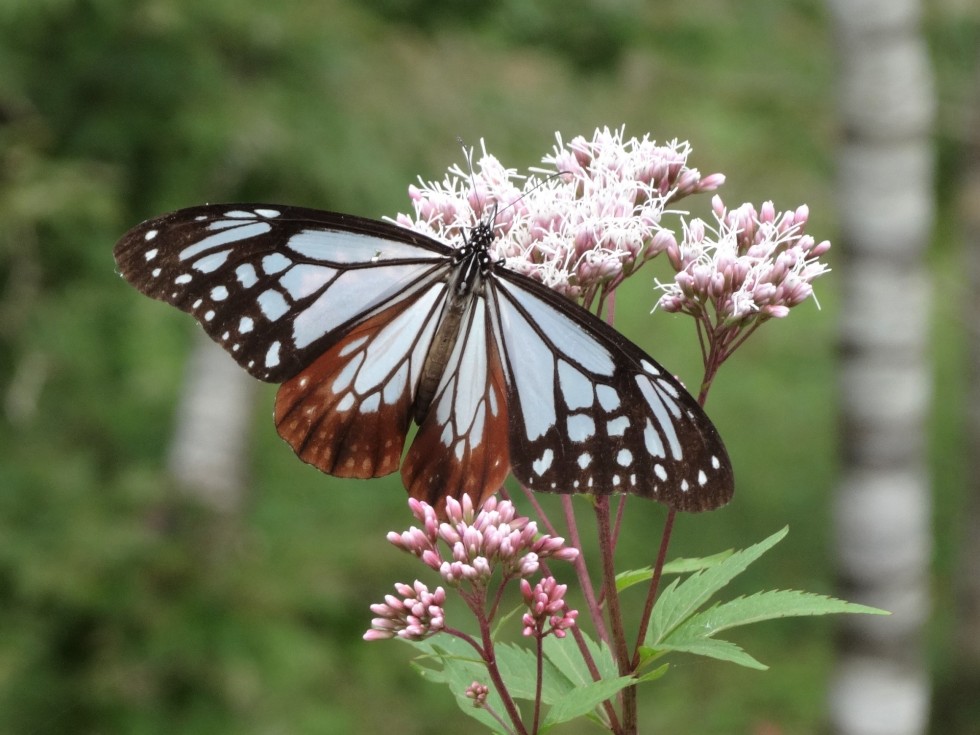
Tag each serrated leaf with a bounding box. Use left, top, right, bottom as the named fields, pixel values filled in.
left=495, top=642, right=573, bottom=703
left=542, top=630, right=619, bottom=687
left=641, top=638, right=768, bottom=670
left=648, top=527, right=789, bottom=645
left=541, top=674, right=635, bottom=728
left=408, top=638, right=510, bottom=731
left=668, top=589, right=888, bottom=641
left=636, top=662, right=670, bottom=682
left=616, top=550, right=735, bottom=592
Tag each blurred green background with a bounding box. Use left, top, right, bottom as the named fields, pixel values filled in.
left=1, top=1, right=977, bottom=733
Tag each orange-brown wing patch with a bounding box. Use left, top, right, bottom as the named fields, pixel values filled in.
left=275, top=288, right=443, bottom=479
left=402, top=300, right=510, bottom=510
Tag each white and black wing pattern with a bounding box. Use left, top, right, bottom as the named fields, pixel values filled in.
left=115, top=203, right=734, bottom=512
left=113, top=205, right=453, bottom=382
left=487, top=269, right=734, bottom=513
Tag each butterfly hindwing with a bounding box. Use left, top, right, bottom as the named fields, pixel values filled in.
left=274, top=284, right=446, bottom=479
left=488, top=271, right=733, bottom=512
left=113, top=205, right=452, bottom=382
left=401, top=295, right=511, bottom=508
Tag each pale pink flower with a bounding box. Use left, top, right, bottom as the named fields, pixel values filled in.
left=657, top=195, right=831, bottom=327
left=395, top=127, right=723, bottom=308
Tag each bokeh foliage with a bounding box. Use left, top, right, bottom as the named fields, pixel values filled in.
left=1, top=1, right=977, bottom=733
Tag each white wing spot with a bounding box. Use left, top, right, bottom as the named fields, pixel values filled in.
left=339, top=335, right=369, bottom=357
left=175, top=273, right=192, bottom=285
left=641, top=359, right=660, bottom=376
left=144, top=247, right=158, bottom=259
left=211, top=285, right=229, bottom=301
left=612, top=475, right=621, bottom=486
left=577, top=452, right=592, bottom=469
left=262, top=253, right=292, bottom=275
left=151, top=268, right=161, bottom=278
left=643, top=419, right=665, bottom=458
left=194, top=249, right=231, bottom=273
left=361, top=394, right=380, bottom=413
left=204, top=310, right=215, bottom=322
left=192, top=298, right=203, bottom=309
left=239, top=316, right=254, bottom=334
left=712, top=455, right=720, bottom=469
left=567, top=413, right=595, bottom=442
left=257, top=289, right=289, bottom=321
left=698, top=469, right=708, bottom=486
left=596, top=384, right=620, bottom=411
left=336, top=393, right=355, bottom=412
left=144, top=231, right=158, bottom=242
left=236, top=263, right=258, bottom=288
left=655, top=463, right=667, bottom=481
left=681, top=479, right=690, bottom=492
left=255, top=208, right=281, bottom=218
left=533, top=448, right=554, bottom=476
left=607, top=416, right=629, bottom=437
left=616, top=448, right=633, bottom=467
left=221, top=331, right=230, bottom=340
left=265, top=341, right=281, bottom=368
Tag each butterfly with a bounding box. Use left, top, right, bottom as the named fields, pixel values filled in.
left=114, top=204, right=734, bottom=512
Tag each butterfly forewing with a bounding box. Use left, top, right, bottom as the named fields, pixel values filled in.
left=489, top=271, right=733, bottom=512
left=113, top=205, right=452, bottom=382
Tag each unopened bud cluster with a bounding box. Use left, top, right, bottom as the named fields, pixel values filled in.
left=521, top=576, right=578, bottom=639
left=657, top=196, right=831, bottom=325
left=363, top=581, right=446, bottom=642
left=386, top=495, right=578, bottom=586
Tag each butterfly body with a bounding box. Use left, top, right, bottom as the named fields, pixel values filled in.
left=115, top=204, right=734, bottom=512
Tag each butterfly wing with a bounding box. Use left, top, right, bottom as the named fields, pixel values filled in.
left=114, top=203, right=460, bottom=482
left=113, top=204, right=453, bottom=382
left=487, top=270, right=734, bottom=512
left=400, top=294, right=511, bottom=509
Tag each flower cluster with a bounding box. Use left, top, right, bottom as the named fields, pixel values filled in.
left=657, top=196, right=831, bottom=326
left=386, top=495, right=579, bottom=586
left=395, top=126, right=724, bottom=307
left=363, top=580, right=446, bottom=641
left=521, top=576, right=578, bottom=639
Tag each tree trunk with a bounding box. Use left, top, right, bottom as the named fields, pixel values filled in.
left=168, top=330, right=257, bottom=514
left=827, top=2, right=935, bottom=734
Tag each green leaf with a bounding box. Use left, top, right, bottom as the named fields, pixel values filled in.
left=615, top=550, right=734, bottom=592
left=668, top=589, right=888, bottom=641
left=647, top=527, right=789, bottom=645
left=641, top=638, right=768, bottom=670
left=495, top=642, right=573, bottom=703
left=408, top=638, right=509, bottom=731
left=541, top=674, right=635, bottom=728
left=542, top=630, right=619, bottom=687
left=635, top=662, right=670, bottom=683
left=644, top=583, right=888, bottom=671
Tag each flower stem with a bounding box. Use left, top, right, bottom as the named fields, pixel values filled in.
left=631, top=508, right=676, bottom=667
left=595, top=496, right=634, bottom=734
